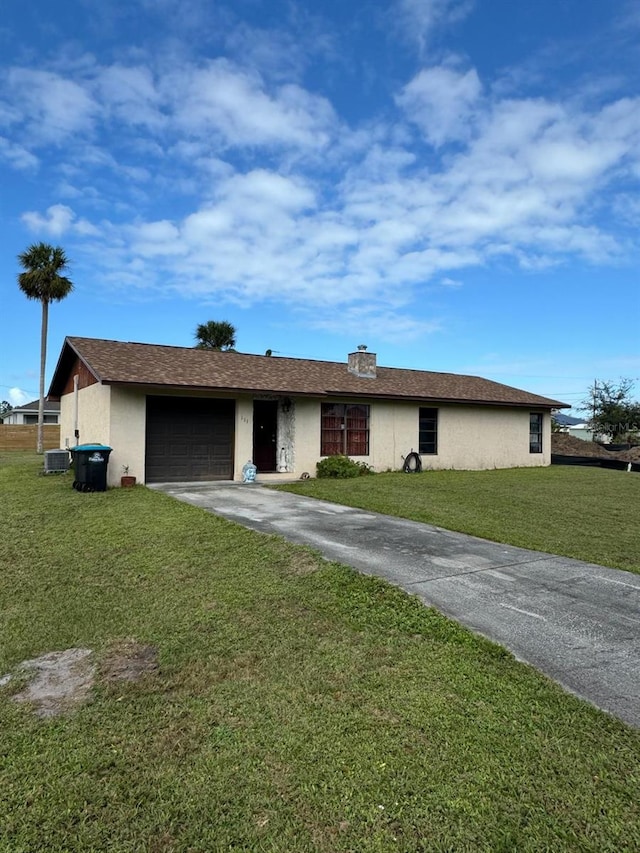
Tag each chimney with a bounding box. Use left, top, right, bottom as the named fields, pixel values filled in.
left=348, top=344, right=377, bottom=379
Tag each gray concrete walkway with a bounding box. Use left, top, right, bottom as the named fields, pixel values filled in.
left=151, top=481, right=640, bottom=728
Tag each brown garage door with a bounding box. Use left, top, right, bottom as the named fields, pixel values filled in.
left=145, top=396, right=235, bottom=482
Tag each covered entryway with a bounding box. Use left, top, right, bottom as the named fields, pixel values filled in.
left=253, top=400, right=278, bottom=473
left=145, top=396, right=235, bottom=482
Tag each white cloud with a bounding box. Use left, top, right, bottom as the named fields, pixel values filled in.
left=50, top=71, right=638, bottom=312
left=1, top=55, right=338, bottom=188
left=21, top=204, right=99, bottom=237
left=521, top=224, right=621, bottom=263
left=525, top=137, right=624, bottom=182
left=595, top=97, right=640, bottom=172
left=167, top=59, right=337, bottom=149
left=394, top=0, right=475, bottom=53
left=5, top=41, right=640, bottom=337
left=217, top=169, right=316, bottom=212
left=8, top=388, right=31, bottom=406
left=397, top=65, right=482, bottom=146
left=128, top=219, right=186, bottom=258
left=612, top=193, right=640, bottom=225
left=0, top=136, right=38, bottom=170
left=389, top=93, right=640, bottom=261
left=6, top=68, right=98, bottom=144
left=96, top=64, right=164, bottom=129
left=21, top=204, right=74, bottom=236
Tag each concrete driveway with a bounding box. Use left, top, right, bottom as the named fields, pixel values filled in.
left=151, top=481, right=640, bottom=728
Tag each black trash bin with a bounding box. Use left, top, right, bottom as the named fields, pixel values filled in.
left=71, top=444, right=112, bottom=492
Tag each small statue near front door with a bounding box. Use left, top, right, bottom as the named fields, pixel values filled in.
left=242, top=460, right=257, bottom=483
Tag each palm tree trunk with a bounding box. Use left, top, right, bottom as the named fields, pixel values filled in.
left=37, top=299, right=48, bottom=454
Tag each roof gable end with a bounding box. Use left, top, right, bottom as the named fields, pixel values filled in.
left=48, top=337, right=103, bottom=399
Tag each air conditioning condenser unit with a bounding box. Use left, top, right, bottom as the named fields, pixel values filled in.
left=44, top=449, right=71, bottom=474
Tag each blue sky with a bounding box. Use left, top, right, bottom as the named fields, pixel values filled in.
left=1, top=0, right=639, bottom=412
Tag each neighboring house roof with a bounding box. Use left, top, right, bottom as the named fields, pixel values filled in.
left=7, top=399, right=61, bottom=413
left=49, top=336, right=568, bottom=409
left=552, top=413, right=584, bottom=426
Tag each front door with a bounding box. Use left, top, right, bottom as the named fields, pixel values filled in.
left=253, top=400, right=278, bottom=473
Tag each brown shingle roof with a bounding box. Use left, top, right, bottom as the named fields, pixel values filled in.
left=49, top=336, right=567, bottom=409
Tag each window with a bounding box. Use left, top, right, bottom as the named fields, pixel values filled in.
left=23, top=414, right=57, bottom=424
left=419, top=407, right=438, bottom=454
left=530, top=413, right=543, bottom=453
left=321, top=403, right=370, bottom=456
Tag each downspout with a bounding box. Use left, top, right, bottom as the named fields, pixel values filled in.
left=73, top=375, right=80, bottom=445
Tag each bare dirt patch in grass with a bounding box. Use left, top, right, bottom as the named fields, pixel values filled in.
left=287, top=550, right=323, bottom=576
left=100, top=638, right=159, bottom=683
left=3, top=640, right=159, bottom=718
left=6, top=648, right=95, bottom=718
left=269, top=538, right=323, bottom=576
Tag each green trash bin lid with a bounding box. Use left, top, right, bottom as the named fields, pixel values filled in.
left=71, top=444, right=112, bottom=452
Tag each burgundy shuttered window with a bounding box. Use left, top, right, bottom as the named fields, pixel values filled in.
left=321, top=403, right=370, bottom=456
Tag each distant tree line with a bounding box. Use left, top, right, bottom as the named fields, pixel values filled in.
left=580, top=379, right=640, bottom=443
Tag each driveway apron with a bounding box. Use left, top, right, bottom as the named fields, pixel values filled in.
left=151, top=482, right=640, bottom=729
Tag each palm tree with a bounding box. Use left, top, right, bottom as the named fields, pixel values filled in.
left=17, top=243, right=74, bottom=453
left=194, top=320, right=237, bottom=351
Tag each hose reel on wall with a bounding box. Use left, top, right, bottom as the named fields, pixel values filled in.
left=402, top=451, right=422, bottom=473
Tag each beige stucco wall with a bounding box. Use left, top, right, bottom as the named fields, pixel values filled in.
left=258, top=399, right=550, bottom=478
left=359, top=401, right=550, bottom=470
left=62, top=386, right=552, bottom=485
left=235, top=396, right=253, bottom=478
left=298, top=399, right=551, bottom=474
left=109, top=387, right=146, bottom=485
left=60, top=384, right=147, bottom=486
left=435, top=406, right=551, bottom=469
left=284, top=398, right=320, bottom=477
left=60, top=383, right=112, bottom=454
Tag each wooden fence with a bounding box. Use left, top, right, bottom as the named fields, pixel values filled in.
left=0, top=425, right=61, bottom=451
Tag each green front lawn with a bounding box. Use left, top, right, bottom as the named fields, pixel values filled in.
left=276, top=465, right=640, bottom=574
left=1, top=453, right=639, bottom=852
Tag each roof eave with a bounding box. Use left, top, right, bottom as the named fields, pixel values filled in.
left=98, top=379, right=566, bottom=408
left=101, top=379, right=325, bottom=398
left=327, top=390, right=567, bottom=408
left=48, top=337, right=103, bottom=398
